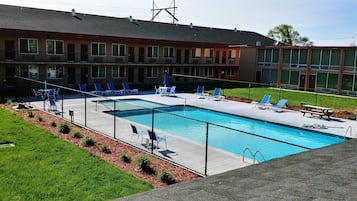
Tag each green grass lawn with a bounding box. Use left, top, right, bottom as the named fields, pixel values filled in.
left=220, top=87, right=357, bottom=110
left=0, top=107, right=152, bottom=201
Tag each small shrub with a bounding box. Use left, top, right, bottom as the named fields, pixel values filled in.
left=82, top=136, right=96, bottom=147
left=37, top=116, right=44, bottom=122
left=157, top=169, right=175, bottom=184
left=49, top=121, right=57, bottom=127
left=59, top=122, right=70, bottom=134
left=135, top=155, right=151, bottom=172
left=100, top=144, right=111, bottom=154
left=71, top=130, right=82, bottom=138
left=27, top=111, right=34, bottom=118
left=119, top=152, right=131, bottom=163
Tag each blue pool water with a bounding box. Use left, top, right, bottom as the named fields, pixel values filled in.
left=100, top=99, right=167, bottom=111
left=106, top=105, right=345, bottom=161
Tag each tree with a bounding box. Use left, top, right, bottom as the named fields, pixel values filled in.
left=267, top=24, right=313, bottom=46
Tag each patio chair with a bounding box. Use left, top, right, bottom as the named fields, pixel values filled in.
left=154, top=85, right=160, bottom=95
left=210, top=88, right=225, bottom=101
left=48, top=98, right=57, bottom=111
left=47, top=89, right=57, bottom=100
left=270, top=99, right=288, bottom=112
left=254, top=94, right=271, bottom=108
left=78, top=83, right=88, bottom=92
left=196, top=85, right=207, bottom=99
left=94, top=83, right=109, bottom=95
left=32, top=88, right=44, bottom=99
left=147, top=130, right=167, bottom=150
left=130, top=124, right=145, bottom=143
left=122, top=82, right=138, bottom=94
left=107, top=82, right=124, bottom=95
left=168, top=86, right=176, bottom=96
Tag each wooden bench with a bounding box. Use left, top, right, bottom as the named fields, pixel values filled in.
left=300, top=105, right=333, bottom=120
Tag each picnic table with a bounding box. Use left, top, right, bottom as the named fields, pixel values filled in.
left=300, top=104, right=333, bottom=120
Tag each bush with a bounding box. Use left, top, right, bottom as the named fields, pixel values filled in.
left=28, top=111, right=34, bottom=118
left=37, top=116, right=44, bottom=122
left=119, top=152, right=131, bottom=163
left=135, top=155, right=151, bottom=172
left=49, top=121, right=57, bottom=127
left=71, top=130, right=82, bottom=138
left=100, top=144, right=111, bottom=154
left=82, top=136, right=96, bottom=147
left=157, top=169, right=175, bottom=184
left=59, top=122, right=70, bottom=134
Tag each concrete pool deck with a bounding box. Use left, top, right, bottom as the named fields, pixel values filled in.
left=30, top=92, right=357, bottom=199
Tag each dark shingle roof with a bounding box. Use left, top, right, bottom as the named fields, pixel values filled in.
left=0, top=4, right=275, bottom=46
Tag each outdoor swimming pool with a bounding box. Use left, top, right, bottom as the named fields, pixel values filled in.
left=104, top=101, right=345, bottom=161
left=100, top=99, right=167, bottom=111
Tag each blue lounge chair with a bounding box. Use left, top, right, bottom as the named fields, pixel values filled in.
left=147, top=130, right=167, bottom=150
left=168, top=86, right=176, bottom=96
left=270, top=99, right=288, bottom=112
left=107, top=82, right=124, bottom=95
left=196, top=85, right=207, bottom=98
left=32, top=88, right=44, bottom=99
left=255, top=94, right=271, bottom=108
left=78, top=83, right=87, bottom=92
left=48, top=98, right=57, bottom=111
left=94, top=83, right=110, bottom=95
left=122, top=82, right=138, bottom=94
left=211, top=88, right=225, bottom=100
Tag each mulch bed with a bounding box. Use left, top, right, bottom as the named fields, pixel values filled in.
left=1, top=103, right=200, bottom=188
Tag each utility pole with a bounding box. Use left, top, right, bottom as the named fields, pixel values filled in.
left=151, top=0, right=178, bottom=24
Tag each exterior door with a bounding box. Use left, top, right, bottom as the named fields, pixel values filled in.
left=67, top=44, right=75, bottom=61
left=128, top=47, right=135, bottom=62
left=176, top=49, right=181, bottom=63
left=5, top=40, right=15, bottom=60
left=138, top=68, right=144, bottom=82
left=80, top=44, right=88, bottom=61
left=309, top=75, right=316, bottom=90
left=67, top=67, right=75, bottom=84
left=128, top=68, right=134, bottom=82
left=138, top=47, right=144, bottom=62
left=184, top=49, right=189, bottom=64
left=5, top=66, right=16, bottom=86
left=80, top=67, right=88, bottom=84
left=299, top=75, right=306, bottom=89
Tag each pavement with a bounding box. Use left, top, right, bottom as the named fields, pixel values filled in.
left=28, top=92, right=357, bottom=200
left=116, top=138, right=357, bottom=201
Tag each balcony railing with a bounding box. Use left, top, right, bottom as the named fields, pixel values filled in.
left=0, top=50, right=240, bottom=65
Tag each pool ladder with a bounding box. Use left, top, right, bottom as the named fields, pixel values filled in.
left=344, top=126, right=357, bottom=138
left=242, top=147, right=266, bottom=164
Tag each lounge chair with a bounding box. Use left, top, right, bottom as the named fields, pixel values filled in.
left=122, top=82, right=138, bottom=94
left=270, top=99, right=288, bottom=112
left=147, top=130, right=167, bottom=150
left=154, top=85, right=160, bottom=95
left=48, top=98, right=57, bottom=111
left=33, top=88, right=44, bottom=99
left=168, top=86, right=176, bottom=96
left=78, top=83, right=89, bottom=93
left=47, top=89, right=57, bottom=100
left=254, top=94, right=271, bottom=108
left=107, top=82, right=124, bottom=95
left=210, top=88, right=225, bottom=100
left=196, top=85, right=207, bottom=98
left=94, top=83, right=109, bottom=95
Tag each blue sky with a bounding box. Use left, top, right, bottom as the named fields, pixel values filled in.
left=1, top=0, right=357, bottom=46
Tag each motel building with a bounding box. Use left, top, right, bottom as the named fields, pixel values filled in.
left=256, top=46, right=357, bottom=97
left=0, top=4, right=274, bottom=92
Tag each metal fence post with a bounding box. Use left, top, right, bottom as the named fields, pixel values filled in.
left=151, top=109, right=155, bottom=154
left=113, top=99, right=116, bottom=139
left=84, top=94, right=87, bottom=127
left=204, top=122, right=209, bottom=176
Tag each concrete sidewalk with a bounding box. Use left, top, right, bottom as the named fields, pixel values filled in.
left=117, top=138, right=357, bottom=201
